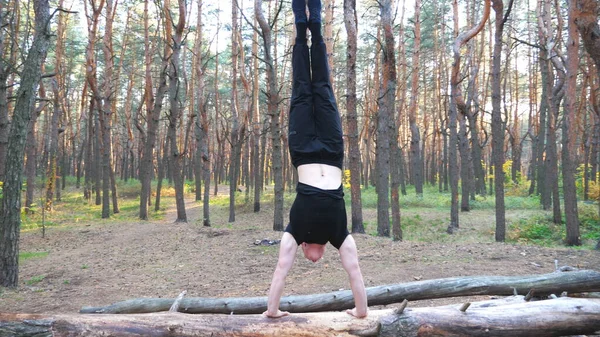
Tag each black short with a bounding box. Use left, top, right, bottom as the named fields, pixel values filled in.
left=285, top=183, right=349, bottom=249
left=288, top=41, right=343, bottom=169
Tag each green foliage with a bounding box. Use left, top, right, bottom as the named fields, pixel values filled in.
left=185, top=180, right=195, bottom=194
left=25, top=275, right=46, bottom=286
left=508, top=216, right=562, bottom=246
left=19, top=251, right=49, bottom=262
left=575, top=164, right=600, bottom=200
left=579, top=203, right=600, bottom=242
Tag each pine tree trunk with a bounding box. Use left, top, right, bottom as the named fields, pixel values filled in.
left=375, top=0, right=393, bottom=238
left=255, top=0, right=284, bottom=231
left=344, top=0, right=363, bottom=234
left=252, top=25, right=261, bottom=213
left=448, top=0, right=490, bottom=234
left=229, top=0, right=241, bottom=223
left=408, top=0, right=422, bottom=197
left=491, top=0, right=509, bottom=242
left=0, top=0, right=18, bottom=183
left=0, top=0, right=51, bottom=287
left=166, top=0, right=187, bottom=223
left=155, top=138, right=167, bottom=212
left=562, top=1, right=581, bottom=246
left=139, top=0, right=169, bottom=220
left=99, top=0, right=116, bottom=219
left=45, top=82, right=61, bottom=211
left=459, top=113, right=471, bottom=211
left=25, top=114, right=40, bottom=214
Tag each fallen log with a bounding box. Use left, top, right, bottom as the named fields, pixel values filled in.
left=4, top=298, right=600, bottom=337
left=80, top=269, right=600, bottom=314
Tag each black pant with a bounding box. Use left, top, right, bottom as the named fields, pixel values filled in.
left=288, top=41, right=343, bottom=169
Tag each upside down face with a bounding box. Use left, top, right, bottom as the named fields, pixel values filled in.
left=302, top=242, right=326, bottom=262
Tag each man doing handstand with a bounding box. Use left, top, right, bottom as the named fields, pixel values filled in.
left=263, top=0, right=368, bottom=319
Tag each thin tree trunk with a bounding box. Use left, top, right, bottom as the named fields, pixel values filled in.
left=45, top=80, right=62, bottom=211
left=448, top=0, right=490, bottom=233
left=194, top=0, right=210, bottom=226
left=25, top=101, right=43, bottom=214
left=155, top=136, right=167, bottom=212
left=562, top=0, right=582, bottom=246
left=252, top=22, right=261, bottom=213
left=491, top=0, right=512, bottom=242
left=255, top=0, right=284, bottom=231
left=98, top=0, right=117, bottom=218
left=165, top=0, right=187, bottom=223
left=459, top=110, right=471, bottom=211
left=408, top=0, right=423, bottom=197
left=375, top=1, right=393, bottom=237
left=139, top=0, right=169, bottom=220
left=344, top=0, right=363, bottom=234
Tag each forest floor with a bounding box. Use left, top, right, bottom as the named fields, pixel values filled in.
left=1, top=185, right=600, bottom=314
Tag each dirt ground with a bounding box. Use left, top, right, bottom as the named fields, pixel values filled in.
left=2, top=195, right=600, bottom=315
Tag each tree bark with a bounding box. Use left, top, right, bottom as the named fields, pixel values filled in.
left=5, top=298, right=600, bottom=337
left=228, top=0, right=241, bottom=223
left=562, top=0, right=582, bottom=246
left=491, top=0, right=511, bottom=242
left=375, top=0, right=393, bottom=237
left=575, top=0, right=600, bottom=80
left=255, top=0, right=284, bottom=231
left=447, top=0, right=489, bottom=233
left=0, top=0, right=19, bottom=183
left=377, top=297, right=600, bottom=337
left=25, top=86, right=45, bottom=214
left=165, top=0, right=187, bottom=223
left=0, top=0, right=51, bottom=287
left=80, top=270, right=600, bottom=314
left=408, top=0, right=423, bottom=197
left=251, top=21, right=262, bottom=213
left=344, top=0, right=364, bottom=234
left=139, top=0, right=170, bottom=220
left=99, top=0, right=117, bottom=218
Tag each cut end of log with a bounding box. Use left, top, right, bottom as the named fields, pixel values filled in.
left=169, top=291, right=187, bottom=312
left=392, top=299, right=408, bottom=315
left=459, top=302, right=471, bottom=312
left=524, top=289, right=535, bottom=301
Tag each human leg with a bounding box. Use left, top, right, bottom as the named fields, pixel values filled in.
left=310, top=34, right=343, bottom=162
left=292, top=0, right=307, bottom=23
left=288, top=42, right=317, bottom=165
left=307, top=0, right=322, bottom=23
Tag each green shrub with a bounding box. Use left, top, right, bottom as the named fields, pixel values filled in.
left=508, top=216, right=563, bottom=246
left=25, top=275, right=46, bottom=285
left=579, top=203, right=600, bottom=241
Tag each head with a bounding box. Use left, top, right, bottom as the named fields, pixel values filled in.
left=301, top=242, right=326, bottom=262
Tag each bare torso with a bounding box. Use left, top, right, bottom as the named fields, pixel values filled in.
left=297, top=163, right=342, bottom=190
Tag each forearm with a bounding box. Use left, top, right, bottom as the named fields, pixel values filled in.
left=349, top=270, right=368, bottom=316
left=266, top=270, right=286, bottom=314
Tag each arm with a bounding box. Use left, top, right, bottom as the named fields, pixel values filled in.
left=339, top=235, right=368, bottom=318
left=264, top=232, right=298, bottom=318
